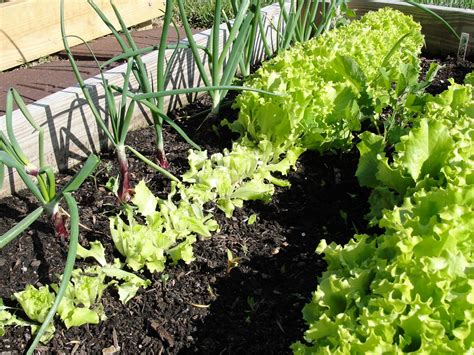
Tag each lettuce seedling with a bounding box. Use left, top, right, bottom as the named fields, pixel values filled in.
left=110, top=180, right=219, bottom=272
left=77, top=240, right=151, bottom=304
left=13, top=285, right=56, bottom=343
left=0, top=298, right=30, bottom=337
left=51, top=267, right=112, bottom=328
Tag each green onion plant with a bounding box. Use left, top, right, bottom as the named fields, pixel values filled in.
left=85, top=0, right=221, bottom=168
left=0, top=88, right=99, bottom=354
left=222, top=0, right=266, bottom=77
left=85, top=0, right=181, bottom=168
left=270, top=0, right=351, bottom=53
left=61, top=0, right=183, bottom=202
left=224, top=0, right=351, bottom=76
left=177, top=0, right=258, bottom=116
left=63, top=0, right=277, bottom=178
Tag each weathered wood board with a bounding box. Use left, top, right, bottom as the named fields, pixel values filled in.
left=0, top=0, right=165, bottom=71
left=349, top=0, right=474, bottom=59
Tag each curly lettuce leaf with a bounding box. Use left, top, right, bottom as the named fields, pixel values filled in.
left=13, top=285, right=55, bottom=343
left=0, top=298, right=29, bottom=337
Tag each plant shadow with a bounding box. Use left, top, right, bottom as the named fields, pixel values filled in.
left=181, top=149, right=373, bottom=354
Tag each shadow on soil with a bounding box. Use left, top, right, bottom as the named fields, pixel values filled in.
left=182, top=149, right=373, bottom=354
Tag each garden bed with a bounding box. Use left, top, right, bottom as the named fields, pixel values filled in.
left=0, top=55, right=471, bottom=353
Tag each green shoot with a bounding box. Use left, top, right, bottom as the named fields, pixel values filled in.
left=0, top=88, right=99, bottom=239
left=86, top=0, right=183, bottom=168
left=261, top=0, right=351, bottom=54
left=25, top=192, right=79, bottom=354
left=404, top=0, right=461, bottom=40
left=177, top=0, right=257, bottom=116
left=84, top=0, right=270, bottom=170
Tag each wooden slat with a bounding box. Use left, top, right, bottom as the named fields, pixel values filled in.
left=0, top=0, right=165, bottom=71
left=0, top=3, right=283, bottom=197
left=349, top=0, right=474, bottom=58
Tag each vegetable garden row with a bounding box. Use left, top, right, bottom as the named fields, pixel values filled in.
left=1, top=0, right=473, bottom=353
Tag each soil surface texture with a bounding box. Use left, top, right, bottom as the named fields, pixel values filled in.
left=0, top=56, right=472, bottom=354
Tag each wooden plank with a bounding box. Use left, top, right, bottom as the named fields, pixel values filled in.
left=0, top=0, right=165, bottom=71
left=349, top=0, right=474, bottom=58
left=0, top=3, right=283, bottom=197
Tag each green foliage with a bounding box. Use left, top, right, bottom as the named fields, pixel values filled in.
left=232, top=8, right=424, bottom=155
left=465, top=72, right=474, bottom=85
left=101, top=260, right=151, bottom=304
left=357, top=80, right=474, bottom=223
left=5, top=242, right=150, bottom=343
left=14, top=285, right=56, bottom=343
left=294, top=186, right=474, bottom=353
left=182, top=140, right=304, bottom=217
left=173, top=0, right=273, bottom=28
left=177, top=0, right=264, bottom=115
left=293, top=79, right=474, bottom=353
left=110, top=181, right=218, bottom=272
left=410, top=0, right=473, bottom=10
left=52, top=268, right=111, bottom=329
left=0, top=299, right=29, bottom=336
left=110, top=138, right=303, bottom=273
left=76, top=241, right=151, bottom=304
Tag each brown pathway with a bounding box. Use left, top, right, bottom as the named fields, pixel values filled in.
left=0, top=25, right=198, bottom=114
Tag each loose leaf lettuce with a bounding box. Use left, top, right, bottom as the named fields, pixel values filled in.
left=13, top=285, right=56, bottom=343
left=0, top=298, right=29, bottom=336
left=233, top=8, right=424, bottom=154
left=294, top=80, right=474, bottom=353
left=52, top=267, right=111, bottom=328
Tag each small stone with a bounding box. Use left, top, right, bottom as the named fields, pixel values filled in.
left=31, top=259, right=41, bottom=268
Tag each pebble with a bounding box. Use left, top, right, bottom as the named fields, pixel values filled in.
left=31, top=259, right=41, bottom=268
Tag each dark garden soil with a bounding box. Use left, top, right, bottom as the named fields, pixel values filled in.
left=0, top=56, right=472, bottom=354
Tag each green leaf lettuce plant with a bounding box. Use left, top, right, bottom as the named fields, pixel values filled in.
left=231, top=8, right=424, bottom=155
left=293, top=77, right=474, bottom=354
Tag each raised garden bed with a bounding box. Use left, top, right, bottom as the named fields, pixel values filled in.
left=1, top=1, right=473, bottom=354
left=0, top=56, right=471, bottom=353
